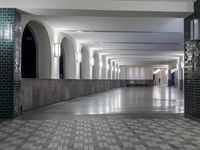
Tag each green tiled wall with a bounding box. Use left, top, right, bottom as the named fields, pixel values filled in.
left=0, top=9, right=21, bottom=119
left=184, top=0, right=200, bottom=118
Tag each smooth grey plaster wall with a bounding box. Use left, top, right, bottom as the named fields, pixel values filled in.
left=21, top=79, right=127, bottom=111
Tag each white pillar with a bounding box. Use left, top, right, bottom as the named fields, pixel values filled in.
left=102, top=55, right=107, bottom=79
left=116, top=63, right=120, bottom=79
left=108, top=59, right=112, bottom=79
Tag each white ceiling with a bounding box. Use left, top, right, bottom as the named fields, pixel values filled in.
left=1, top=0, right=193, bottom=66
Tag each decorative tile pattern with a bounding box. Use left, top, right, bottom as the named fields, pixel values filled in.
left=0, top=118, right=200, bottom=150
left=184, top=0, right=200, bottom=118
left=0, top=8, right=15, bottom=119
left=0, top=8, right=21, bottom=119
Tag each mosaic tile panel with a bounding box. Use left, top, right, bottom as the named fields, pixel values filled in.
left=184, top=0, right=200, bottom=118
left=0, top=9, right=21, bottom=119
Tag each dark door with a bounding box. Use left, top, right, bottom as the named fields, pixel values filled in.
left=21, top=26, right=37, bottom=78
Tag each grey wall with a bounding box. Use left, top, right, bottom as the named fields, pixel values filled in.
left=119, top=66, right=153, bottom=80
left=21, top=79, right=127, bottom=111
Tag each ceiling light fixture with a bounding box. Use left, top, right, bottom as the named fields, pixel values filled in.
left=90, top=58, right=94, bottom=66
left=77, top=52, right=82, bottom=63
left=100, top=62, right=103, bottom=68
left=107, top=64, right=110, bottom=70
left=112, top=66, right=114, bottom=71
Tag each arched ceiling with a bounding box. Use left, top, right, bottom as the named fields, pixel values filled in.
left=1, top=0, right=194, bottom=66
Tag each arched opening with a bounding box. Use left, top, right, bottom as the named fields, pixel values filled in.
left=80, top=47, right=90, bottom=79
left=21, top=25, right=37, bottom=78
left=61, top=37, right=76, bottom=79
left=60, top=44, right=64, bottom=79
left=21, top=20, right=51, bottom=79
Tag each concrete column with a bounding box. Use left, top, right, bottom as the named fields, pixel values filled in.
left=105, top=60, right=109, bottom=79
left=108, top=59, right=112, bottom=79
left=80, top=47, right=90, bottom=79
left=112, top=61, right=115, bottom=79
left=99, top=55, right=102, bottom=79
left=102, top=55, right=107, bottom=79
left=93, top=53, right=99, bottom=79
left=113, top=62, right=117, bottom=79
left=116, top=64, right=120, bottom=79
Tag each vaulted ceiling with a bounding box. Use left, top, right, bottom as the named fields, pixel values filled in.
left=1, top=0, right=195, bottom=66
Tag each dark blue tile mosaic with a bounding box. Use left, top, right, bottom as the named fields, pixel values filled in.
left=184, top=0, right=200, bottom=118
left=0, top=9, right=21, bottom=119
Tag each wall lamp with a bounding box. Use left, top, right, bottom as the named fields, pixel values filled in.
left=176, top=64, right=179, bottom=70
left=181, top=62, right=184, bottom=69
left=90, top=58, right=94, bottom=66
left=115, top=67, right=118, bottom=72
left=106, top=64, right=110, bottom=70
left=54, top=43, right=61, bottom=57
left=77, top=52, right=82, bottom=63
left=112, top=66, right=114, bottom=71
left=100, top=62, right=103, bottom=68
left=191, top=19, right=200, bottom=41
left=185, top=19, right=200, bottom=52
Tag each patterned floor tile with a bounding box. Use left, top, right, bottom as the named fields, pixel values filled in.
left=0, top=118, right=200, bottom=150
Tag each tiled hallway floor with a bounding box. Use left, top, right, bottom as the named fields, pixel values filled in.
left=1, top=117, right=200, bottom=150
left=1, top=86, right=199, bottom=150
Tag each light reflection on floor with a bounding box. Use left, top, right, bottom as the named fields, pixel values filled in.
left=21, top=86, right=184, bottom=118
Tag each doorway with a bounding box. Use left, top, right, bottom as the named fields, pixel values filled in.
left=21, top=25, right=37, bottom=78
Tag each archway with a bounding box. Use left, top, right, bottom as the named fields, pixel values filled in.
left=21, top=20, right=51, bottom=79
left=21, top=25, right=37, bottom=78
left=61, top=37, right=76, bottom=79
left=60, top=44, right=64, bottom=79
left=80, top=47, right=90, bottom=79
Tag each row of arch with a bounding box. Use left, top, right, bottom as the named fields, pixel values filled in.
left=21, top=20, right=120, bottom=80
